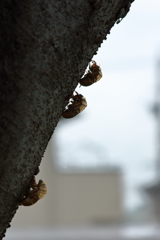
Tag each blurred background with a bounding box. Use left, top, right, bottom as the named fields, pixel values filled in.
left=6, top=0, right=160, bottom=239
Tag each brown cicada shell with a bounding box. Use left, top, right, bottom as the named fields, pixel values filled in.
left=62, top=92, right=87, bottom=118
left=21, top=177, right=47, bottom=206
left=79, top=60, right=102, bottom=86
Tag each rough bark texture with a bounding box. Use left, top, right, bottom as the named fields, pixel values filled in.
left=0, top=0, right=134, bottom=238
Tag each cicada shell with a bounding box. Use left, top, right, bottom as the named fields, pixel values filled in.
left=21, top=179, right=47, bottom=206
left=80, top=60, right=102, bottom=86
left=62, top=92, right=87, bottom=118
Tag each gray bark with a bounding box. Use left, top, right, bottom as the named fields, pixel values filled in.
left=0, top=0, right=133, bottom=238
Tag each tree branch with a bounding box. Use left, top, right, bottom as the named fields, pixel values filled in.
left=0, top=0, right=134, bottom=238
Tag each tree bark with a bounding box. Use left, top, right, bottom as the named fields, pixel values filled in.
left=0, top=0, right=134, bottom=238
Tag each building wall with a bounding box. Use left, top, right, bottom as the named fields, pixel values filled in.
left=11, top=142, right=123, bottom=228
left=52, top=171, right=123, bottom=225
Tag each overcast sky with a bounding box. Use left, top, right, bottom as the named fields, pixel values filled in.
left=52, top=0, right=160, bottom=210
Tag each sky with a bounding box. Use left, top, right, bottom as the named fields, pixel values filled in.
left=52, top=0, right=160, bottom=211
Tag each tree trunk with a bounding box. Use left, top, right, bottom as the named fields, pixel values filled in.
left=0, top=0, right=134, bottom=238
